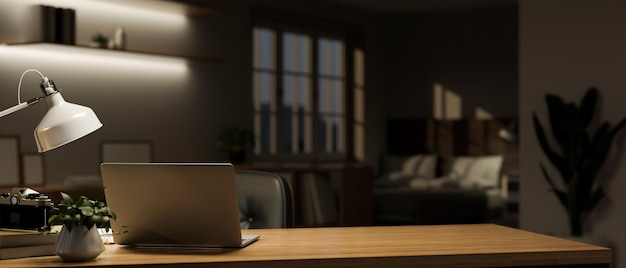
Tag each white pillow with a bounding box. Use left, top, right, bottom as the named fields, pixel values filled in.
left=448, top=155, right=503, bottom=189
left=401, top=154, right=438, bottom=178
left=447, top=157, right=475, bottom=180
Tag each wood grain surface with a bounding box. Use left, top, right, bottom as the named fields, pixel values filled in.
left=0, top=224, right=611, bottom=268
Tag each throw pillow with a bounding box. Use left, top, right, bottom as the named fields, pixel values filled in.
left=465, top=155, right=503, bottom=188
left=401, top=153, right=438, bottom=178
left=448, top=155, right=503, bottom=189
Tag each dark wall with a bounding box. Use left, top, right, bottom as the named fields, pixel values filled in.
left=384, top=7, right=518, bottom=119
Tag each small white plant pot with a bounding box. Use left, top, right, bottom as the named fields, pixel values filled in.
left=53, top=225, right=105, bottom=262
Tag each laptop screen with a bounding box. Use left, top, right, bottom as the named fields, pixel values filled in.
left=100, top=163, right=257, bottom=247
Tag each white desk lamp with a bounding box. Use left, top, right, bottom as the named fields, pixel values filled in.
left=0, top=69, right=102, bottom=152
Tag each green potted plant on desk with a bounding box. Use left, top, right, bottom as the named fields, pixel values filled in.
left=41, top=191, right=117, bottom=262
left=533, top=87, right=626, bottom=237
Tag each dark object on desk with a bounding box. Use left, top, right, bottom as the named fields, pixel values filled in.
left=236, top=170, right=294, bottom=229
left=0, top=244, right=54, bottom=260
left=0, top=188, right=51, bottom=230
left=0, top=227, right=57, bottom=260
left=0, top=229, right=57, bottom=248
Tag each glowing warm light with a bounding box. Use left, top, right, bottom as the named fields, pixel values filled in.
left=0, top=44, right=188, bottom=76
left=475, top=107, right=493, bottom=119
left=433, top=83, right=462, bottom=120
left=353, top=48, right=365, bottom=161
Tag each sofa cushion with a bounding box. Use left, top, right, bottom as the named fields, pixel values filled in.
left=376, top=154, right=438, bottom=189
left=448, top=155, right=503, bottom=189
left=400, top=153, right=438, bottom=178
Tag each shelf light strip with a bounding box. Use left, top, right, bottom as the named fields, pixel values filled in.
left=0, top=44, right=188, bottom=75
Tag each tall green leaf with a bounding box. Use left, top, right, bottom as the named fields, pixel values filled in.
left=533, top=87, right=626, bottom=236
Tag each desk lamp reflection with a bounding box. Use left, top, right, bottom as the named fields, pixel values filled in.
left=0, top=69, right=102, bottom=152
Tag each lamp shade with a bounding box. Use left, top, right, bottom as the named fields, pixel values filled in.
left=35, top=93, right=103, bottom=152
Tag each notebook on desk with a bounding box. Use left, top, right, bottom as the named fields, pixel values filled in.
left=100, top=163, right=259, bottom=248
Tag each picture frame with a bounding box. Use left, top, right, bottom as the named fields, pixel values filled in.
left=22, top=153, right=45, bottom=186
left=0, top=136, right=21, bottom=186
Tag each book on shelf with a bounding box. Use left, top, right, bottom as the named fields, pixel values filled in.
left=0, top=244, right=54, bottom=260
left=0, top=229, right=57, bottom=248
left=39, top=5, right=76, bottom=44
left=41, top=5, right=56, bottom=43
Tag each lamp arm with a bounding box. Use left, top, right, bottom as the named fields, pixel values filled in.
left=0, top=96, right=44, bottom=118
left=0, top=69, right=54, bottom=118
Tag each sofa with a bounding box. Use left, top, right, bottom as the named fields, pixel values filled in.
left=373, top=153, right=505, bottom=225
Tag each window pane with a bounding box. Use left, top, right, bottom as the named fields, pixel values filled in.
left=318, top=38, right=345, bottom=154
left=282, top=75, right=310, bottom=111
left=318, top=78, right=344, bottom=115
left=253, top=72, right=276, bottom=155
left=253, top=72, right=274, bottom=112
left=253, top=28, right=275, bottom=69
left=332, top=80, right=343, bottom=114
left=317, top=115, right=344, bottom=153
left=254, top=113, right=272, bottom=154
left=318, top=38, right=344, bottom=77
left=353, top=48, right=365, bottom=161
left=354, top=48, right=364, bottom=86
left=282, top=74, right=311, bottom=153
left=283, top=32, right=311, bottom=73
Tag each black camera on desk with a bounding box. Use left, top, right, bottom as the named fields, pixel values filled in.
left=0, top=188, right=51, bottom=230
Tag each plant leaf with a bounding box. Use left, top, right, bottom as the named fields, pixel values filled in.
left=47, top=214, right=58, bottom=225
left=533, top=113, right=572, bottom=182
left=60, top=192, right=73, bottom=204
left=539, top=163, right=567, bottom=209
left=579, top=87, right=598, bottom=127
left=588, top=187, right=605, bottom=212
left=80, top=206, right=94, bottom=216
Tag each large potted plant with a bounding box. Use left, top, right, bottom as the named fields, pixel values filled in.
left=533, top=87, right=626, bottom=236
left=216, top=125, right=255, bottom=163
left=41, top=191, right=117, bottom=262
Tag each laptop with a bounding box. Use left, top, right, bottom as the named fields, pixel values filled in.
left=100, top=162, right=259, bottom=248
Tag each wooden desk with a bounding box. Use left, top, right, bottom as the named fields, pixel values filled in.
left=0, top=224, right=611, bottom=268
left=235, top=163, right=373, bottom=227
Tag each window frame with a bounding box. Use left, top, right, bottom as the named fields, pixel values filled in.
left=252, top=17, right=358, bottom=162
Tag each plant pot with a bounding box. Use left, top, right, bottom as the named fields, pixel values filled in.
left=89, top=42, right=107, bottom=48
left=53, top=225, right=105, bottom=262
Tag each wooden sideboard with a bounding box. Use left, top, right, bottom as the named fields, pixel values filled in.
left=0, top=224, right=611, bottom=267
left=235, top=163, right=373, bottom=227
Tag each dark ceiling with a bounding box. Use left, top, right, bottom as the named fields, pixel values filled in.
left=325, top=0, right=517, bottom=14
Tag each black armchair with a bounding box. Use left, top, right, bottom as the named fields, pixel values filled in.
left=235, top=170, right=294, bottom=229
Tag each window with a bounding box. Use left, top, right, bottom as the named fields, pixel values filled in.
left=317, top=38, right=345, bottom=154
left=252, top=24, right=363, bottom=161
left=353, top=48, right=365, bottom=161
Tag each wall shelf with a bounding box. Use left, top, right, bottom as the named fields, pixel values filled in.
left=1, top=0, right=225, bottom=64
left=101, top=0, right=223, bottom=16
left=3, top=42, right=225, bottom=65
